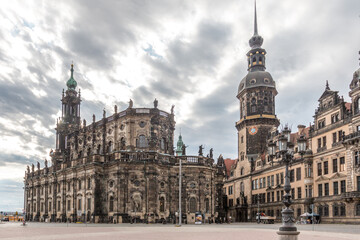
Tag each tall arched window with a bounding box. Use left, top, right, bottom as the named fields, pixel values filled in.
left=205, top=198, right=210, bottom=213
left=87, top=147, right=91, bottom=156
left=159, top=197, right=165, bottom=212
left=160, top=138, right=165, bottom=150
left=97, top=144, right=101, bottom=154
left=241, top=167, right=244, bottom=175
left=78, top=180, right=81, bottom=190
left=356, top=98, right=360, bottom=114
left=109, top=196, right=114, bottom=212
left=138, top=135, right=148, bottom=148
left=240, top=182, right=244, bottom=192
left=120, top=137, right=126, bottom=149
left=108, top=141, right=113, bottom=153
left=189, top=197, right=196, bottom=213
left=264, top=97, right=268, bottom=112
left=251, top=98, right=256, bottom=113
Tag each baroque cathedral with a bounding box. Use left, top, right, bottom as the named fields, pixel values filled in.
left=23, top=65, right=225, bottom=223
left=224, top=4, right=360, bottom=224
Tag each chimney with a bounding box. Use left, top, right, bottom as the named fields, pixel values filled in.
left=297, top=125, right=305, bottom=135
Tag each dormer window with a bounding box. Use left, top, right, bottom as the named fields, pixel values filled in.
left=331, top=113, right=339, bottom=123
left=318, top=119, right=325, bottom=129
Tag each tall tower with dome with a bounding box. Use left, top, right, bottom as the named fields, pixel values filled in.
left=236, top=2, right=279, bottom=174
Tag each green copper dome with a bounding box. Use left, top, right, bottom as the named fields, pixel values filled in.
left=66, top=64, right=77, bottom=90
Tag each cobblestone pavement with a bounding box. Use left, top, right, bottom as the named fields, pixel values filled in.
left=0, top=222, right=359, bottom=240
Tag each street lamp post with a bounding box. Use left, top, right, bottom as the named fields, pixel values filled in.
left=257, top=194, right=260, bottom=224
left=268, top=127, right=306, bottom=240
left=178, top=157, right=182, bottom=226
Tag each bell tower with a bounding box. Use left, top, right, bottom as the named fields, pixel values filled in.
left=55, top=64, right=81, bottom=153
left=236, top=2, right=279, bottom=173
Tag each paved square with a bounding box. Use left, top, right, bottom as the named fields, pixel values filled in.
left=0, top=222, right=359, bottom=240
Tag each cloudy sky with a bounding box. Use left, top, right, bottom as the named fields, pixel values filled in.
left=0, top=0, right=359, bottom=211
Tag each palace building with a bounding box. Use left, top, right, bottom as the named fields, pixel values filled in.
left=24, top=65, right=225, bottom=223
left=223, top=4, right=360, bottom=223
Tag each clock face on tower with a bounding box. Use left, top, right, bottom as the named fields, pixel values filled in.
left=248, top=126, right=258, bottom=135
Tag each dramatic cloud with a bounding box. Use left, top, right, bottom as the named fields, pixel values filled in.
left=0, top=0, right=359, bottom=211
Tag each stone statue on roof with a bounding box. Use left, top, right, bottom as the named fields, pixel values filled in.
left=209, top=148, right=213, bottom=159
left=198, top=145, right=204, bottom=156
left=129, top=99, right=133, bottom=109
left=154, top=98, right=158, bottom=108
left=182, top=144, right=187, bottom=156
left=31, top=163, right=34, bottom=172
left=44, top=158, right=48, bottom=168
left=114, top=105, right=118, bottom=114
left=103, top=108, right=106, bottom=118
left=93, top=114, right=96, bottom=123
left=37, top=161, right=40, bottom=170
left=27, top=165, right=30, bottom=173
left=171, top=105, right=175, bottom=115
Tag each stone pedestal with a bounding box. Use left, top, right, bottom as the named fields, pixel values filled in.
left=277, top=231, right=300, bottom=240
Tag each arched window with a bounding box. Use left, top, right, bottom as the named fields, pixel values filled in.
left=109, top=196, right=114, bottom=212
left=120, top=137, right=126, bottom=149
left=357, top=98, right=360, bottom=114
left=240, top=182, right=244, bottom=192
left=160, top=138, right=165, bottom=150
left=108, top=141, right=113, bottom=153
left=87, top=147, right=91, bottom=156
left=189, top=197, right=196, bottom=213
left=264, top=97, right=268, bottom=112
left=205, top=198, right=210, bottom=213
left=159, top=197, right=165, bottom=212
left=241, top=167, right=244, bottom=175
left=252, top=57, right=256, bottom=64
left=251, top=98, right=256, bottom=113
left=78, top=180, right=81, bottom=190
left=138, top=135, right=148, bottom=148
left=97, top=144, right=101, bottom=154
left=259, top=56, right=262, bottom=62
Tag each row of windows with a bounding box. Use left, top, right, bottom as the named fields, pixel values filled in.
left=251, top=187, right=303, bottom=204
left=252, top=173, right=285, bottom=190
left=28, top=180, right=92, bottom=198
left=318, top=180, right=345, bottom=197
left=318, top=204, right=346, bottom=217
left=317, top=157, right=345, bottom=176
left=317, top=113, right=340, bottom=130
left=29, top=198, right=92, bottom=212
left=317, top=131, right=344, bottom=150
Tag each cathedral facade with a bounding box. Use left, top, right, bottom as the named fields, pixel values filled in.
left=24, top=65, right=225, bottom=223
left=224, top=5, right=360, bottom=224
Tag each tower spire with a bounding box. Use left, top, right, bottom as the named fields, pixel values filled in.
left=66, top=63, right=77, bottom=90
left=326, top=80, right=330, bottom=90
left=254, top=0, right=258, bottom=35
left=249, top=0, right=263, bottom=49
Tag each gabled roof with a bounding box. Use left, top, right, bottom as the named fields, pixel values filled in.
left=224, top=158, right=236, bottom=177
left=330, top=172, right=346, bottom=180
left=318, top=81, right=338, bottom=101
left=290, top=126, right=310, bottom=145
left=315, top=175, right=330, bottom=182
